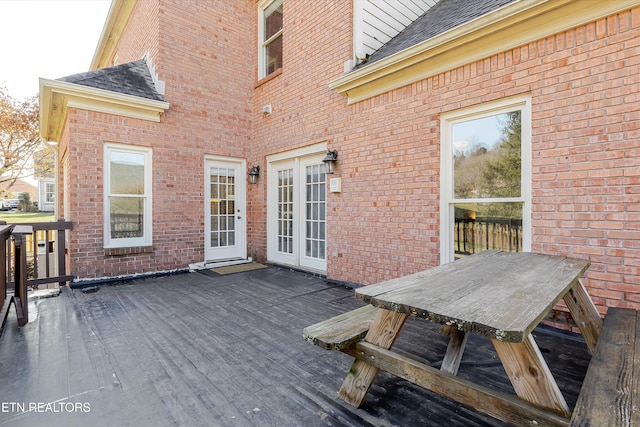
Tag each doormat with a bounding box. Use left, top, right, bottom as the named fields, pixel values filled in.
left=210, top=262, right=268, bottom=275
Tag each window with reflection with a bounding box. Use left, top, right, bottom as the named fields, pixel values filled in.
left=259, top=0, right=283, bottom=78
left=104, top=144, right=152, bottom=248
left=45, top=182, right=55, bottom=203
left=441, top=97, right=531, bottom=263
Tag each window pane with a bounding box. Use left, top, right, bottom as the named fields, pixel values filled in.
left=110, top=151, right=145, bottom=195
left=453, top=202, right=523, bottom=257
left=265, top=34, right=282, bottom=75
left=110, top=196, right=144, bottom=238
left=45, top=183, right=55, bottom=203
left=452, top=111, right=521, bottom=199
left=264, top=0, right=282, bottom=40
left=277, top=169, right=294, bottom=254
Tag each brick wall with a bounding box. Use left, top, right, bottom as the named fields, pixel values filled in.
left=62, top=0, right=254, bottom=280
left=61, top=0, right=639, bottom=314
left=253, top=3, right=640, bottom=314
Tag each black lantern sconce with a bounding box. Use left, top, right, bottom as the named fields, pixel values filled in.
left=248, top=165, right=260, bottom=184
left=322, top=149, right=338, bottom=174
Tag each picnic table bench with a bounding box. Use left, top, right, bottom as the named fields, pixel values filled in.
left=570, top=307, right=640, bottom=427
left=303, top=251, right=626, bottom=426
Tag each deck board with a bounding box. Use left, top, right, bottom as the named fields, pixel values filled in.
left=0, top=267, right=590, bottom=426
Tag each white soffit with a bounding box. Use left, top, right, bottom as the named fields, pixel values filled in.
left=39, top=78, right=170, bottom=142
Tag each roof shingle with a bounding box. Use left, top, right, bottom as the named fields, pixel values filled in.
left=356, top=0, right=516, bottom=69
left=58, top=59, right=165, bottom=102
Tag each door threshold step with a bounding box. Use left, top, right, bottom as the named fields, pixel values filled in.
left=189, top=258, right=253, bottom=272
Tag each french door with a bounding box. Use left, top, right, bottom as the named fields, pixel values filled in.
left=205, top=158, right=246, bottom=262
left=268, top=154, right=327, bottom=273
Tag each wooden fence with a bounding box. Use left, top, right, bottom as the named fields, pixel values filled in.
left=455, top=216, right=523, bottom=256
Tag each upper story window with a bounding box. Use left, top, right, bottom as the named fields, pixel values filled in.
left=104, top=143, right=153, bottom=249
left=259, top=0, right=283, bottom=79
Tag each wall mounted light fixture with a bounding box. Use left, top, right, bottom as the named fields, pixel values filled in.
left=248, top=165, right=260, bottom=184
left=322, top=149, right=338, bottom=174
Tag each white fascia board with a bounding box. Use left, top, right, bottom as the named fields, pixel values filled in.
left=39, top=78, right=170, bottom=142
left=330, top=0, right=639, bottom=104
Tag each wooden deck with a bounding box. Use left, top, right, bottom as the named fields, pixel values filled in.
left=0, top=267, right=592, bottom=426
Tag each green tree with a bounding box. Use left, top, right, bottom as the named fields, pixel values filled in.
left=18, top=192, right=31, bottom=212
left=482, top=111, right=521, bottom=198
left=481, top=111, right=522, bottom=218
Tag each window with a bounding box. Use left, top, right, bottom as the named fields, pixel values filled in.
left=104, top=144, right=152, bottom=248
left=45, top=182, right=55, bottom=203
left=440, top=96, right=531, bottom=263
left=259, top=0, right=283, bottom=79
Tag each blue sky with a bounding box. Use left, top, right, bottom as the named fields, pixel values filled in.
left=0, top=0, right=111, bottom=100
left=452, top=114, right=505, bottom=155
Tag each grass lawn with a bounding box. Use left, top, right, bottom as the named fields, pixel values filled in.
left=0, top=211, right=55, bottom=224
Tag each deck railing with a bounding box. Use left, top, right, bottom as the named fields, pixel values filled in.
left=454, top=216, right=523, bottom=255
left=0, top=224, right=14, bottom=330
left=1, top=219, right=73, bottom=332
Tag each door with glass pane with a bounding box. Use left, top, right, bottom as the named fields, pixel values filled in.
left=268, top=155, right=327, bottom=273
left=205, top=158, right=246, bottom=261
left=299, top=157, right=327, bottom=271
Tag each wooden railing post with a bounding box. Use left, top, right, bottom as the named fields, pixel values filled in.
left=13, top=232, right=28, bottom=326
left=57, top=218, right=67, bottom=287
left=0, top=222, right=6, bottom=310
left=0, top=224, right=13, bottom=334
left=0, top=220, right=73, bottom=332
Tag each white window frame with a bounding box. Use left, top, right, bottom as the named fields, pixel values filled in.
left=104, top=143, right=153, bottom=249
left=440, top=95, right=532, bottom=264
left=45, top=182, right=55, bottom=203
left=258, top=0, right=283, bottom=79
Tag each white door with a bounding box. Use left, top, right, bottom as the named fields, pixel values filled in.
left=268, top=154, right=327, bottom=273
left=205, top=158, right=246, bottom=262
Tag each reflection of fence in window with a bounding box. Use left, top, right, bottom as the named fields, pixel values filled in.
left=455, top=217, right=522, bottom=256
left=111, top=213, right=143, bottom=238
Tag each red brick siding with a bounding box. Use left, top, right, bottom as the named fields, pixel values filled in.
left=61, top=0, right=640, bottom=316
left=61, top=0, right=253, bottom=279
left=253, top=3, right=640, bottom=315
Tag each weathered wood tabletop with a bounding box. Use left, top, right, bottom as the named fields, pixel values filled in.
left=356, top=250, right=591, bottom=342
left=337, top=250, right=602, bottom=423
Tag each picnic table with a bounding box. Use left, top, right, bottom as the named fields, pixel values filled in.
left=305, top=250, right=605, bottom=426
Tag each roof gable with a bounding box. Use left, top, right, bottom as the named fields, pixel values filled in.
left=355, top=0, right=439, bottom=61
left=39, top=58, right=170, bottom=142
left=358, top=0, right=515, bottom=69
left=331, top=0, right=637, bottom=104
left=58, top=59, right=165, bottom=102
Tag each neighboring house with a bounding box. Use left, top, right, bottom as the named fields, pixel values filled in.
left=39, top=0, right=639, bottom=314
left=37, top=178, right=55, bottom=212
left=1, top=179, right=37, bottom=207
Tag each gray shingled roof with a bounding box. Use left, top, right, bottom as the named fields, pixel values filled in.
left=58, top=59, right=165, bottom=102
left=356, top=0, right=516, bottom=69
